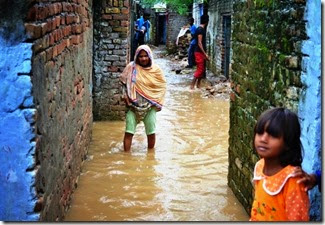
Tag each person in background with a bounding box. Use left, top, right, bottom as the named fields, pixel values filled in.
left=190, top=14, right=209, bottom=89
left=186, top=17, right=197, bottom=69
left=120, top=45, right=166, bottom=152
left=250, top=107, right=309, bottom=221
left=134, top=12, right=150, bottom=47
left=144, top=18, right=151, bottom=44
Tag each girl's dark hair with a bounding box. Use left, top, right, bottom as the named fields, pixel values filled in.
left=253, top=107, right=303, bottom=167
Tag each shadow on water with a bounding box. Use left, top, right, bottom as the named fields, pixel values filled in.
left=64, top=47, right=250, bottom=221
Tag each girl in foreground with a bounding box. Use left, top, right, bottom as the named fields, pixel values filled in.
left=250, top=107, right=309, bottom=221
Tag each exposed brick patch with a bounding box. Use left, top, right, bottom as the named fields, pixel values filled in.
left=92, top=0, right=130, bottom=120
left=25, top=1, right=91, bottom=61
left=25, top=0, right=93, bottom=221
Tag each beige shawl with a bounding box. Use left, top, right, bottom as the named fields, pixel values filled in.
left=120, top=45, right=166, bottom=108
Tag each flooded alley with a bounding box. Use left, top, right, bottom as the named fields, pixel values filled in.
left=64, top=46, right=249, bottom=221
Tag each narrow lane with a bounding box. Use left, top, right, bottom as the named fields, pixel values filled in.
left=64, top=46, right=249, bottom=221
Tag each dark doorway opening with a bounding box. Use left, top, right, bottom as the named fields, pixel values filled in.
left=222, top=15, right=231, bottom=79
left=155, top=13, right=167, bottom=45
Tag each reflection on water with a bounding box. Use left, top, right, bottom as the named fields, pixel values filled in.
left=64, top=52, right=249, bottom=221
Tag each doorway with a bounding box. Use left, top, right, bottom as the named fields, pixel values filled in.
left=222, top=15, right=231, bottom=79
left=155, top=13, right=167, bottom=45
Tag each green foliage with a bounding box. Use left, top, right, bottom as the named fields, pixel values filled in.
left=140, top=0, right=202, bottom=15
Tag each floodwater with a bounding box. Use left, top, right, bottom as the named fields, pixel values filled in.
left=64, top=47, right=250, bottom=221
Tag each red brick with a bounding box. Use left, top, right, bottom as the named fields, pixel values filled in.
left=82, top=22, right=88, bottom=32
left=51, top=30, right=57, bottom=42
left=39, top=22, right=47, bottom=36
left=46, top=47, right=53, bottom=61
left=66, top=38, right=70, bottom=48
left=49, top=4, right=56, bottom=16
left=32, top=39, right=43, bottom=53
left=36, top=6, right=48, bottom=20
left=66, top=14, right=75, bottom=24
left=52, top=45, right=58, bottom=58
left=57, top=28, right=64, bottom=41
left=61, top=17, right=66, bottom=25
left=54, top=3, right=62, bottom=14
left=63, top=26, right=72, bottom=36
left=74, top=5, right=81, bottom=14
left=81, top=6, right=88, bottom=17
left=26, top=6, right=37, bottom=21
left=121, top=8, right=129, bottom=14
left=25, top=23, right=42, bottom=39
left=72, top=24, right=82, bottom=34
left=62, top=2, right=72, bottom=12
left=70, top=35, right=83, bottom=45
left=49, top=32, right=55, bottom=45
left=42, top=35, right=50, bottom=50
left=102, top=14, right=112, bottom=20
left=112, top=14, right=128, bottom=20
left=57, top=40, right=66, bottom=55
left=55, top=16, right=61, bottom=27
left=109, top=20, right=120, bottom=26
left=108, top=66, right=119, bottom=72
left=121, top=20, right=128, bottom=27
left=50, top=18, right=56, bottom=31
left=74, top=15, right=80, bottom=23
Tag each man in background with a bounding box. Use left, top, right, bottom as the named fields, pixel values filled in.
left=190, top=14, right=209, bottom=89
left=186, top=17, right=197, bottom=68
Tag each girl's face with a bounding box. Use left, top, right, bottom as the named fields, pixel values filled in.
left=254, top=131, right=285, bottom=159
left=137, top=50, right=150, bottom=67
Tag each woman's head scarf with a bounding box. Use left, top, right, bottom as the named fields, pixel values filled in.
left=120, top=45, right=166, bottom=108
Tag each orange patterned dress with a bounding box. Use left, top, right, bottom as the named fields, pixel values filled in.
left=250, top=159, right=310, bottom=221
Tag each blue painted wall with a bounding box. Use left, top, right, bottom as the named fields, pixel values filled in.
left=0, top=37, right=39, bottom=221
left=298, top=0, right=322, bottom=221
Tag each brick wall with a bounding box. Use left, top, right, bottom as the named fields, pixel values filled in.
left=229, top=0, right=321, bottom=220
left=25, top=0, right=93, bottom=221
left=92, top=0, right=130, bottom=120
left=166, top=11, right=188, bottom=53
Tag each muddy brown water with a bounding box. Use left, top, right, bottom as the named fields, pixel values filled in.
left=64, top=48, right=250, bottom=221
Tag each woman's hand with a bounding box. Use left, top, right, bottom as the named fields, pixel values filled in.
left=292, top=167, right=317, bottom=191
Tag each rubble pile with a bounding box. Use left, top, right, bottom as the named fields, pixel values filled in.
left=176, top=31, right=191, bottom=59
left=153, top=40, right=231, bottom=101
left=202, top=71, right=231, bottom=100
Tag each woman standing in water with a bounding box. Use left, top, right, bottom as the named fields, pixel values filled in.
left=120, top=45, right=166, bottom=152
